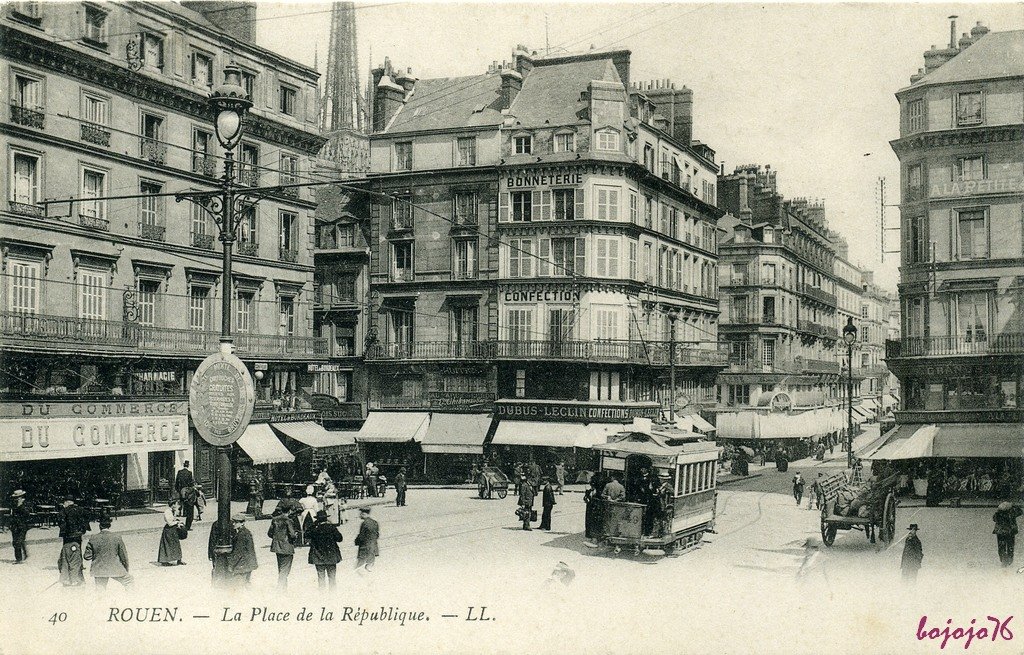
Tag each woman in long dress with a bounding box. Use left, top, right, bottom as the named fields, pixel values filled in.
left=158, top=499, right=185, bottom=566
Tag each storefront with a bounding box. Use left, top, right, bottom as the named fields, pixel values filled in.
left=271, top=421, right=359, bottom=484
left=0, top=399, right=190, bottom=507
left=420, top=413, right=494, bottom=483
left=355, top=412, right=429, bottom=481
left=233, top=423, right=295, bottom=500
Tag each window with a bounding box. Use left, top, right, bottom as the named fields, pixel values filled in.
left=139, top=181, right=163, bottom=237
left=643, top=242, right=653, bottom=282
left=392, top=241, right=413, bottom=281
left=644, top=197, right=653, bottom=229
left=238, top=206, right=257, bottom=246
left=552, top=189, right=575, bottom=221
left=395, top=141, right=412, bottom=171
left=280, top=154, right=299, bottom=185
left=554, top=133, right=575, bottom=153
left=629, top=192, right=639, bottom=224
left=13, top=74, right=42, bottom=109
left=82, top=93, right=107, bottom=125
left=142, top=33, right=164, bottom=70
left=137, top=279, right=159, bottom=327
left=77, top=269, right=106, bottom=320
left=240, top=71, right=256, bottom=99
left=590, top=371, right=620, bottom=401
left=279, top=85, right=297, bottom=115
left=595, top=186, right=620, bottom=221
left=454, top=192, right=477, bottom=224
left=860, top=304, right=869, bottom=319
left=235, top=291, right=254, bottom=333
left=508, top=238, right=533, bottom=278
left=956, top=155, right=985, bottom=182
left=83, top=5, right=107, bottom=43
left=452, top=306, right=478, bottom=345
left=511, top=191, right=532, bottom=222
left=80, top=168, right=106, bottom=218
left=456, top=137, right=476, bottom=166
left=389, top=307, right=413, bottom=344
left=515, top=369, right=526, bottom=398
left=279, top=211, right=297, bottom=255
left=595, top=237, right=620, bottom=278
left=728, top=384, right=750, bottom=406
left=956, top=91, right=982, bottom=126
left=7, top=260, right=39, bottom=314
left=594, top=129, right=619, bottom=151
left=191, top=51, right=214, bottom=87
left=761, top=263, right=777, bottom=285
left=643, top=144, right=655, bottom=171
left=192, top=129, right=214, bottom=173
left=239, top=143, right=259, bottom=185
left=279, top=297, right=295, bottom=336
left=956, top=208, right=988, bottom=259
left=906, top=99, right=924, bottom=132
left=628, top=241, right=637, bottom=280
left=513, top=135, right=532, bottom=155
left=908, top=215, right=927, bottom=264
left=393, top=195, right=413, bottom=229
left=595, top=308, right=620, bottom=340
left=761, top=339, right=775, bottom=368
left=10, top=2, right=41, bottom=20
left=906, top=163, right=923, bottom=200
left=188, top=286, right=209, bottom=331
left=861, top=326, right=870, bottom=342
left=550, top=237, right=585, bottom=277
left=956, top=292, right=989, bottom=343
left=506, top=309, right=533, bottom=341
left=454, top=239, right=477, bottom=279
left=10, top=152, right=40, bottom=205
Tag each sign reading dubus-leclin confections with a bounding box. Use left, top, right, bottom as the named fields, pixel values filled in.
left=189, top=351, right=255, bottom=447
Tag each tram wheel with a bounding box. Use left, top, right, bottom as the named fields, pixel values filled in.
left=613, top=546, right=622, bottom=555
left=497, top=488, right=508, bottom=499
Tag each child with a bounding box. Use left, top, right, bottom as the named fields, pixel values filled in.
left=194, top=484, right=206, bottom=521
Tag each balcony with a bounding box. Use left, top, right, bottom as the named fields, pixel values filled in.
left=1, top=311, right=328, bottom=360
left=279, top=248, right=298, bottom=263
left=140, top=139, right=167, bottom=164
left=193, top=155, right=219, bottom=178
left=236, top=241, right=259, bottom=257
left=391, top=268, right=414, bottom=283
left=10, top=104, right=44, bottom=128
left=370, top=391, right=495, bottom=411
left=191, top=232, right=215, bottom=250
left=313, top=284, right=358, bottom=309
left=8, top=200, right=43, bottom=217
left=80, top=123, right=110, bottom=147
left=139, top=222, right=165, bottom=241
left=886, top=334, right=1024, bottom=358
left=798, top=318, right=837, bottom=340
left=78, top=213, right=109, bottom=231
left=894, top=409, right=1024, bottom=424
left=238, top=167, right=260, bottom=187
left=367, top=341, right=495, bottom=361
left=801, top=285, right=838, bottom=307
left=802, top=358, right=841, bottom=374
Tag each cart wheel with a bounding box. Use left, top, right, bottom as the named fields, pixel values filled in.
left=497, top=488, right=508, bottom=499
left=663, top=542, right=675, bottom=555
left=880, top=492, right=897, bottom=543
left=821, top=522, right=836, bottom=547
left=613, top=545, right=622, bottom=555
left=634, top=545, right=642, bottom=556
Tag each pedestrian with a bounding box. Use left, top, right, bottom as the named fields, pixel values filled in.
left=792, top=472, right=805, bottom=506
left=992, top=501, right=1022, bottom=567
left=84, top=517, right=133, bottom=589
left=513, top=462, right=523, bottom=496
left=518, top=476, right=535, bottom=531
left=194, top=484, right=206, bottom=521
left=901, top=523, right=923, bottom=582
left=57, top=495, right=90, bottom=587
left=308, top=509, right=343, bottom=590
left=173, top=461, right=194, bottom=501
left=539, top=477, right=556, bottom=531
left=180, top=481, right=197, bottom=531
left=555, top=461, right=566, bottom=495
left=247, top=470, right=266, bottom=518
left=584, top=473, right=605, bottom=542
left=227, top=513, right=257, bottom=587
left=354, top=507, right=379, bottom=572
left=298, top=485, right=320, bottom=544
left=603, top=473, right=626, bottom=501
left=9, top=490, right=31, bottom=564
left=394, top=467, right=408, bottom=507
left=528, top=460, right=541, bottom=489
left=157, top=499, right=185, bottom=566
left=268, top=507, right=297, bottom=590
left=207, top=519, right=236, bottom=582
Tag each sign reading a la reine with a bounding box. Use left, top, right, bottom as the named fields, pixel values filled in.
left=190, top=352, right=255, bottom=447
left=930, top=178, right=1024, bottom=198
left=495, top=400, right=659, bottom=422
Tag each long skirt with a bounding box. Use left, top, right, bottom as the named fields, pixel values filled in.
left=158, top=524, right=182, bottom=563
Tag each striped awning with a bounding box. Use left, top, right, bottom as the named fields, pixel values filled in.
left=236, top=424, right=295, bottom=465
left=356, top=412, right=429, bottom=443
left=421, top=413, right=492, bottom=454
left=272, top=422, right=357, bottom=450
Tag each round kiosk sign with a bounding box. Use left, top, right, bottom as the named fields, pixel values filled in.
left=189, top=351, right=256, bottom=447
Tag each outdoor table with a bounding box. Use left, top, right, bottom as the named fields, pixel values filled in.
left=35, top=505, right=57, bottom=528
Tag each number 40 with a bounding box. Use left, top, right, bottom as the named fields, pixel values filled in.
left=48, top=612, right=67, bottom=625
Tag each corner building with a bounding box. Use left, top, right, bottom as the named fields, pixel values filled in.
left=362, top=49, right=725, bottom=481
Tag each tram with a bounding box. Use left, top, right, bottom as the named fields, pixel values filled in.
left=588, top=424, right=719, bottom=555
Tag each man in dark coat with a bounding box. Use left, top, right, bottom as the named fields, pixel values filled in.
left=518, top=477, right=535, bottom=531
left=268, top=507, right=297, bottom=590
left=208, top=520, right=236, bottom=583
left=901, top=524, right=923, bottom=582
left=227, top=513, right=258, bottom=587
left=57, top=495, right=90, bottom=587
left=308, top=509, right=343, bottom=589
left=528, top=461, right=541, bottom=489
left=394, top=467, right=408, bottom=507
left=539, top=477, right=556, bottom=531
left=355, top=507, right=380, bottom=572
left=992, top=501, right=1023, bottom=567
left=9, top=490, right=30, bottom=563
left=84, top=517, right=133, bottom=589
left=174, top=462, right=196, bottom=529
left=247, top=471, right=266, bottom=518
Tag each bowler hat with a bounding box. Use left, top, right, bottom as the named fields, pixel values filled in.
left=315, top=509, right=328, bottom=521
left=907, top=523, right=919, bottom=530
left=99, top=518, right=113, bottom=529
left=11, top=489, right=25, bottom=499
left=359, top=507, right=371, bottom=515
left=231, top=513, right=249, bottom=522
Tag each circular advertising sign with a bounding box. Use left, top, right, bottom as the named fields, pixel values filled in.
left=189, top=351, right=256, bottom=447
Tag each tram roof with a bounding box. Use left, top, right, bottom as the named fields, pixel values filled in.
left=594, top=430, right=717, bottom=457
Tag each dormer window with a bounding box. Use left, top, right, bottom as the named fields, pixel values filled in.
left=956, top=91, right=983, bottom=126
left=595, top=128, right=620, bottom=152
left=553, top=132, right=575, bottom=153
left=514, top=135, right=532, bottom=155
left=83, top=5, right=108, bottom=46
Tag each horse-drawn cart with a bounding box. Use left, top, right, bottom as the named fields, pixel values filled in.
left=477, top=466, right=510, bottom=499
left=818, top=472, right=898, bottom=547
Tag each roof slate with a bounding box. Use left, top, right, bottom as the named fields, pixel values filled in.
left=508, top=57, right=623, bottom=128
left=912, top=30, right=1024, bottom=87
left=384, top=74, right=505, bottom=133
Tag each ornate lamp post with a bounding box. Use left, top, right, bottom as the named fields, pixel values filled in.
left=842, top=317, right=858, bottom=468
left=666, top=307, right=681, bottom=423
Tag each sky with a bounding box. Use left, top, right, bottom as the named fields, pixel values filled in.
left=253, top=1, right=1024, bottom=292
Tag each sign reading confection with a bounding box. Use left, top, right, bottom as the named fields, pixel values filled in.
left=189, top=351, right=255, bottom=447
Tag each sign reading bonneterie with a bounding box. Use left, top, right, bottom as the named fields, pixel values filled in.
left=1, top=415, right=188, bottom=461
left=189, top=352, right=256, bottom=447
left=505, top=171, right=584, bottom=188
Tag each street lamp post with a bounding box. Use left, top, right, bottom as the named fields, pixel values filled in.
left=842, top=317, right=858, bottom=469
left=667, top=307, right=680, bottom=423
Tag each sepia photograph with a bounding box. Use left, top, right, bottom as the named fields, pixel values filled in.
left=0, top=1, right=1022, bottom=653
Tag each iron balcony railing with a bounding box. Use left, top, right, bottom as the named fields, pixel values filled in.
left=887, top=334, right=1024, bottom=358
left=725, top=354, right=839, bottom=375
left=1, top=311, right=327, bottom=358
left=8, top=200, right=43, bottom=217
left=279, top=248, right=298, bottom=263
left=798, top=318, right=839, bottom=340
left=80, top=123, right=110, bottom=147
left=193, top=154, right=219, bottom=177
left=140, top=138, right=167, bottom=164
left=238, top=167, right=260, bottom=187
left=236, top=241, right=259, bottom=257
left=801, top=285, right=838, bottom=307
left=10, top=104, right=44, bottom=128
left=78, top=213, right=109, bottom=231
left=191, top=232, right=215, bottom=249
left=313, top=284, right=358, bottom=307
left=139, top=222, right=165, bottom=241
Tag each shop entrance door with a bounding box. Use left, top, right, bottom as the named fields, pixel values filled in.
left=149, top=451, right=175, bottom=503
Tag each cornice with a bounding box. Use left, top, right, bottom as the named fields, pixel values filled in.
left=890, top=124, right=1024, bottom=156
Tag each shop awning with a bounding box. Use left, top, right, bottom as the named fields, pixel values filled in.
left=421, top=413, right=492, bottom=454
left=575, top=423, right=629, bottom=449
left=855, top=426, right=897, bottom=459
left=492, top=421, right=586, bottom=448
left=686, top=414, right=717, bottom=433
left=853, top=406, right=872, bottom=419
left=356, top=412, right=429, bottom=443
left=236, top=424, right=295, bottom=465
left=865, top=424, right=938, bottom=460
left=272, top=422, right=357, bottom=450
left=932, top=423, right=1024, bottom=458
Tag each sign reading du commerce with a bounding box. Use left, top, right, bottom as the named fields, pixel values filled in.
left=3, top=416, right=189, bottom=461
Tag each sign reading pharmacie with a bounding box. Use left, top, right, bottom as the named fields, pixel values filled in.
left=189, top=351, right=256, bottom=447
left=495, top=399, right=660, bottom=422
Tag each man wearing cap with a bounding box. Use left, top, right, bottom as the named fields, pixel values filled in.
left=57, top=495, right=91, bottom=587
left=9, top=490, right=30, bottom=564
left=394, top=467, right=408, bottom=507
left=308, top=509, right=343, bottom=590
left=227, top=513, right=258, bottom=586
left=354, top=507, right=379, bottom=572
left=901, top=524, right=923, bottom=582
left=84, top=517, right=132, bottom=589
left=539, top=477, right=556, bottom=531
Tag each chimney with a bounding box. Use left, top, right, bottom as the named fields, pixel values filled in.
left=643, top=83, right=693, bottom=145
left=948, top=15, right=958, bottom=50
left=371, top=58, right=406, bottom=132
left=181, top=1, right=257, bottom=41
left=971, top=21, right=990, bottom=39
left=500, top=68, right=522, bottom=109
left=958, top=32, right=974, bottom=50
left=395, top=67, right=417, bottom=93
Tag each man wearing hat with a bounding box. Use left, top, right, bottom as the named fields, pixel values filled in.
left=174, top=461, right=196, bottom=530
left=84, top=517, right=132, bottom=589
left=992, top=501, right=1023, bottom=567
left=394, top=467, right=408, bottom=507
left=901, top=524, right=924, bottom=582
left=57, top=495, right=91, bottom=586
left=518, top=476, right=536, bottom=531
left=354, top=507, right=379, bottom=572
left=9, top=490, right=30, bottom=563
left=307, top=509, right=343, bottom=590
left=227, top=513, right=258, bottom=586
left=539, top=476, right=556, bottom=531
